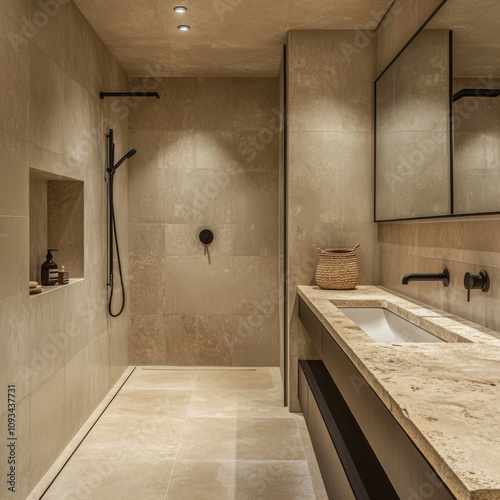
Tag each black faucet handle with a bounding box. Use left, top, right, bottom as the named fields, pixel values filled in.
left=464, top=270, right=490, bottom=302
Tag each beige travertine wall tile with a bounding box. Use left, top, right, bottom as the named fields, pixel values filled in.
left=0, top=129, right=29, bottom=217
left=232, top=170, right=278, bottom=225
left=64, top=280, right=89, bottom=362
left=232, top=315, right=280, bottom=366
left=0, top=18, right=29, bottom=139
left=0, top=293, right=31, bottom=417
left=109, top=313, right=129, bottom=386
left=232, top=78, right=280, bottom=131
left=129, top=129, right=166, bottom=170
left=232, top=224, right=278, bottom=256
left=61, top=3, right=94, bottom=90
left=29, top=44, right=65, bottom=155
left=65, top=346, right=90, bottom=438
left=129, top=314, right=166, bottom=366
left=30, top=369, right=67, bottom=487
left=165, top=168, right=233, bottom=225
left=29, top=287, right=66, bottom=392
left=165, top=256, right=233, bottom=315
left=129, top=224, right=166, bottom=314
left=128, top=163, right=165, bottom=224
left=1, top=396, right=31, bottom=499
left=287, top=31, right=343, bottom=133
left=89, top=332, right=110, bottom=411
left=166, top=315, right=233, bottom=366
left=0, top=216, right=29, bottom=300
left=233, top=256, right=279, bottom=315
left=232, top=131, right=279, bottom=170
left=287, top=131, right=343, bottom=224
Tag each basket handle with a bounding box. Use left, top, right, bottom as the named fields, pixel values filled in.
left=351, top=243, right=360, bottom=251
left=312, top=244, right=323, bottom=252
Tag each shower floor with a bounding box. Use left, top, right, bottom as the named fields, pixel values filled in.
left=34, top=367, right=327, bottom=499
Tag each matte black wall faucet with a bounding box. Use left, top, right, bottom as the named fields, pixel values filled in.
left=402, top=269, right=450, bottom=286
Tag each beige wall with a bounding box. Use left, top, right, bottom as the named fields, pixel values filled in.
left=286, top=30, right=379, bottom=411
left=127, top=77, right=281, bottom=367
left=0, top=1, right=129, bottom=496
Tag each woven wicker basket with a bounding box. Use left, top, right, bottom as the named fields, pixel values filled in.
left=312, top=244, right=360, bottom=290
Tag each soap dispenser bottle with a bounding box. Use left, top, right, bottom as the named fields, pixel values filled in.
left=41, top=249, right=59, bottom=286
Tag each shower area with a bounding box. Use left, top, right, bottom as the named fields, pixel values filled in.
left=125, top=77, right=283, bottom=371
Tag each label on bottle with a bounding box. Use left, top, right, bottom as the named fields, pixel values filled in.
left=49, top=269, right=59, bottom=281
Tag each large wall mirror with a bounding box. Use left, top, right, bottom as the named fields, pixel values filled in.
left=375, top=0, right=500, bottom=221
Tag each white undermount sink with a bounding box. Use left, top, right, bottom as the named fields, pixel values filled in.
left=338, top=307, right=445, bottom=343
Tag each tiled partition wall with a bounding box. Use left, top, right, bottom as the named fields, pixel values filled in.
left=286, top=30, right=379, bottom=411
left=127, top=78, right=280, bottom=367
left=0, top=1, right=129, bottom=496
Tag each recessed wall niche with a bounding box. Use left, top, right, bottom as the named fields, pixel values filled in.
left=29, top=168, right=84, bottom=290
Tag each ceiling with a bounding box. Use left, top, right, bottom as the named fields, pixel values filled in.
left=427, top=0, right=500, bottom=78
left=73, top=0, right=394, bottom=77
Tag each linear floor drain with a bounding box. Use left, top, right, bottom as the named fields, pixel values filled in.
left=140, top=367, right=257, bottom=372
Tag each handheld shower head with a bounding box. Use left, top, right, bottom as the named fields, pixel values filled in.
left=112, top=148, right=137, bottom=173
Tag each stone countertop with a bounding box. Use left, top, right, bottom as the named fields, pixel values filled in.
left=298, top=285, right=500, bottom=500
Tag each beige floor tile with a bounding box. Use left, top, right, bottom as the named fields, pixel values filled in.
left=165, top=461, right=236, bottom=500
left=124, top=367, right=199, bottom=390
left=166, top=460, right=316, bottom=500
left=177, top=417, right=305, bottom=461
left=188, top=389, right=288, bottom=418
left=43, top=459, right=173, bottom=500
left=194, top=368, right=277, bottom=391
left=234, top=461, right=317, bottom=500
left=107, top=388, right=192, bottom=419
left=74, top=414, right=184, bottom=460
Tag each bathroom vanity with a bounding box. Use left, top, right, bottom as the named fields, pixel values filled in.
left=298, top=286, right=500, bottom=500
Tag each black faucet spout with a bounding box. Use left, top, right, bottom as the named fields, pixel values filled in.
left=402, top=269, right=450, bottom=286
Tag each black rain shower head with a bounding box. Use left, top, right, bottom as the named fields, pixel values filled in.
left=112, top=148, right=137, bottom=172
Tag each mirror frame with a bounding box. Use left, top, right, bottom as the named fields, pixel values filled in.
left=374, top=0, right=500, bottom=222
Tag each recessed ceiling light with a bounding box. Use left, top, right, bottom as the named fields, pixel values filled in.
left=173, top=6, right=187, bottom=13
left=178, top=24, right=190, bottom=31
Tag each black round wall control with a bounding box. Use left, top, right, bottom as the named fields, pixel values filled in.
left=199, top=229, right=214, bottom=245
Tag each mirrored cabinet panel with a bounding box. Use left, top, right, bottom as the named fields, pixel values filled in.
left=375, top=0, right=500, bottom=221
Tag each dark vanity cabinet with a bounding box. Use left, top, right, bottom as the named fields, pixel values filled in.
left=298, top=296, right=455, bottom=500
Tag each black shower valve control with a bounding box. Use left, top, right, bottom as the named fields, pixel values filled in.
left=199, top=229, right=214, bottom=256
left=464, top=270, right=490, bottom=302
